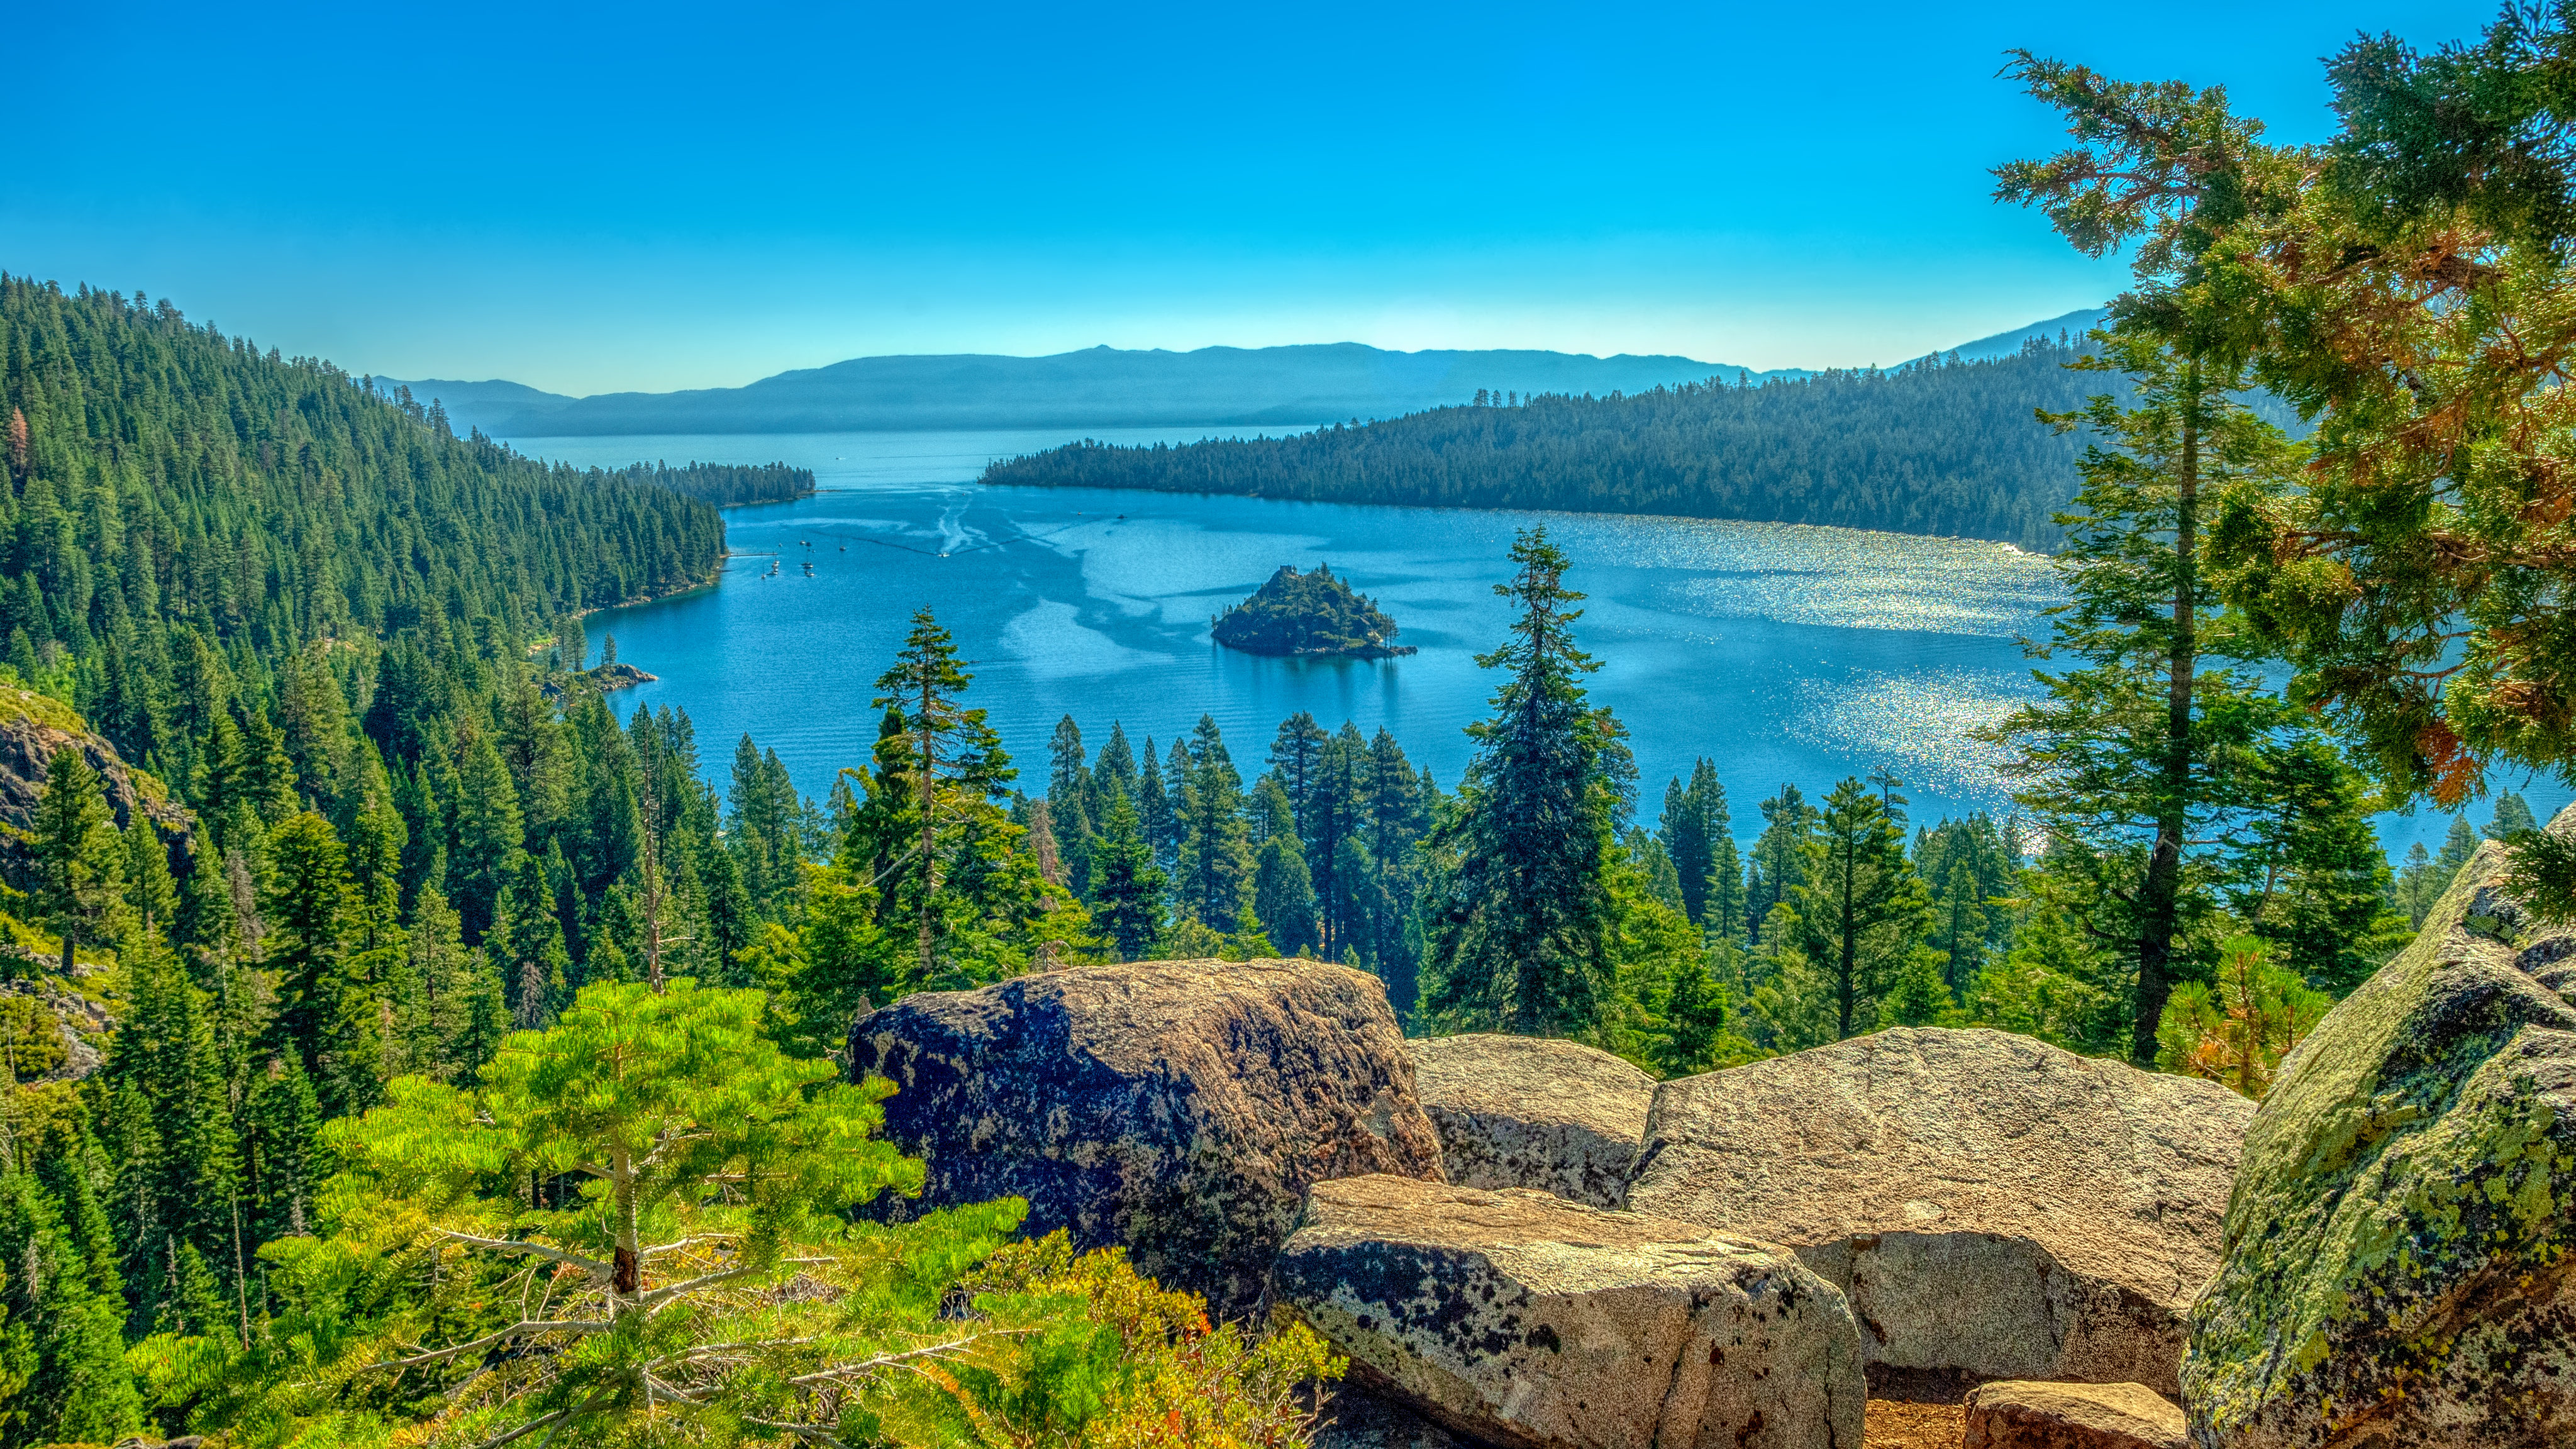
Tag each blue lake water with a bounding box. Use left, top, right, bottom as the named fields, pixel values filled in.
left=511, top=427, right=2544, bottom=853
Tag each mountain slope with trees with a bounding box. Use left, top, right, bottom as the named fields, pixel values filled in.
left=982, top=339, right=2122, bottom=550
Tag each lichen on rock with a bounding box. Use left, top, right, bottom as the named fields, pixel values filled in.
left=1272, top=1175, right=1865, bottom=1449
left=2181, top=807, right=2576, bottom=1448
left=846, top=957, right=1444, bottom=1319
left=1406, top=1033, right=1651, bottom=1208
left=1628, top=1026, right=2251, bottom=1397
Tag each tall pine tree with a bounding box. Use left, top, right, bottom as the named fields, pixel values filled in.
left=1422, top=528, right=1626, bottom=1037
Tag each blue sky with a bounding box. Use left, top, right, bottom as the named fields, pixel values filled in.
left=14, top=0, right=2497, bottom=394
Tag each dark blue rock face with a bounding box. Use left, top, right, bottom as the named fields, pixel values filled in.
left=847, top=957, right=1444, bottom=1317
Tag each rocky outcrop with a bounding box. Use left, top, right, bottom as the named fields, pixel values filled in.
left=2182, top=809, right=2576, bottom=1448
left=1628, top=1027, right=2251, bottom=1397
left=0, top=972, right=110, bottom=1080
left=1406, top=1033, right=1650, bottom=1208
left=0, top=685, right=193, bottom=892
left=1963, top=1382, right=2187, bottom=1449
left=847, top=957, right=1442, bottom=1317
left=1271, top=1175, right=1865, bottom=1449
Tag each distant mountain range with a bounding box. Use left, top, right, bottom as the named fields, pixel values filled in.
left=385, top=307, right=2108, bottom=439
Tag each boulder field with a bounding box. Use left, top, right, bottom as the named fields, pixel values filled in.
left=1271, top=1175, right=1864, bottom=1449
left=1628, top=1028, right=2251, bottom=1397
left=2182, top=807, right=2576, bottom=1448
left=842, top=926, right=2576, bottom=1448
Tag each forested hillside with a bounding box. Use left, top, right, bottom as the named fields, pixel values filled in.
left=983, top=339, right=2119, bottom=550
left=0, top=278, right=720, bottom=731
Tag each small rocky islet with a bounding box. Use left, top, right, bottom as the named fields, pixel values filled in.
left=1213, top=562, right=1416, bottom=659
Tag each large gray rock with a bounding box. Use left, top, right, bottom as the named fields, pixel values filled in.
left=1963, top=1381, right=2187, bottom=1449
left=2183, top=811, right=2576, bottom=1448
left=847, top=957, right=1443, bottom=1318
left=1271, top=1174, right=1865, bottom=1449
left=1628, top=1026, right=2251, bottom=1397
left=1406, top=1033, right=1652, bottom=1208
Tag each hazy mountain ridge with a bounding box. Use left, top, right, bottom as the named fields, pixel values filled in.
left=387, top=310, right=2105, bottom=438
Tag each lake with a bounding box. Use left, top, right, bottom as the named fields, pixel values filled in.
left=511, top=426, right=2535, bottom=853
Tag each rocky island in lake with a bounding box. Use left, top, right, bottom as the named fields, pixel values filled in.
left=1212, top=563, right=1416, bottom=658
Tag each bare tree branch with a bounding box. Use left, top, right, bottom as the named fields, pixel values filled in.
left=377, top=1319, right=613, bottom=1370
left=440, top=1231, right=614, bottom=1280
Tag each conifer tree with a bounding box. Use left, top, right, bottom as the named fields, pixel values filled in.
left=1087, top=789, right=1167, bottom=960
left=1175, top=716, right=1255, bottom=932
left=1931, top=861, right=1989, bottom=994
left=1629, top=829, right=1687, bottom=913
left=1962, top=856, right=2126, bottom=1054
left=1269, top=711, right=1330, bottom=830
left=727, top=734, right=801, bottom=913
left=1757, top=777, right=1936, bottom=1045
left=1648, top=949, right=1758, bottom=1075
left=0, top=1168, right=141, bottom=1443
left=30, top=747, right=125, bottom=973
left=871, top=609, right=1018, bottom=986
left=124, top=819, right=177, bottom=942
left=1134, top=736, right=1175, bottom=867
left=233, top=707, right=302, bottom=826
left=1249, top=774, right=1297, bottom=845
left=499, top=850, right=572, bottom=1028
left=1422, top=528, right=1626, bottom=1037
left=244, top=1055, right=323, bottom=1242
left=1094, top=722, right=1138, bottom=802
left=1163, top=737, right=1193, bottom=859
left=1990, top=329, right=2305, bottom=1062
left=1255, top=831, right=1321, bottom=956
left=1658, top=760, right=1729, bottom=926
left=2155, top=935, right=2328, bottom=1097
left=2487, top=791, right=2540, bottom=840
left=1301, top=725, right=1367, bottom=952
left=449, top=734, right=524, bottom=944
left=2394, top=841, right=2443, bottom=928
left=263, top=811, right=387, bottom=1117
left=2434, top=814, right=2481, bottom=882
left=1746, top=785, right=1811, bottom=944
left=2226, top=738, right=2411, bottom=994
left=1046, top=714, right=1097, bottom=894
left=1704, top=833, right=1748, bottom=943
left=102, top=928, right=243, bottom=1333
